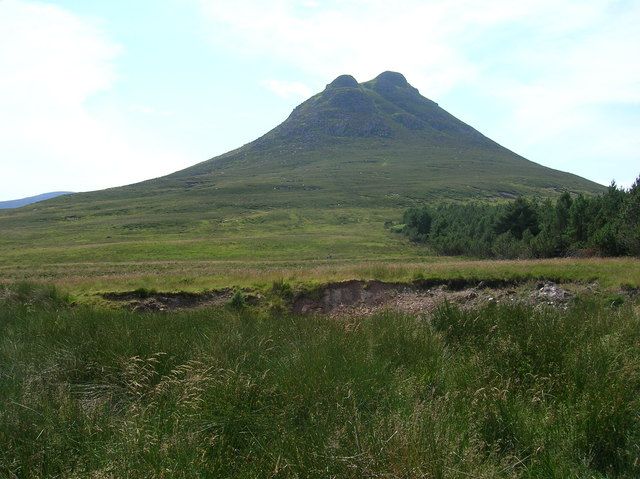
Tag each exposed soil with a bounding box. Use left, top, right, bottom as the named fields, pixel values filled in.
left=101, top=279, right=608, bottom=316
left=101, top=289, right=233, bottom=312
left=291, top=279, right=589, bottom=317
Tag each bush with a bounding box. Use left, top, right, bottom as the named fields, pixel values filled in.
left=229, top=289, right=246, bottom=309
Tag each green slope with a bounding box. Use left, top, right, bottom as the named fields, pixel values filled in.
left=158, top=71, right=602, bottom=207
left=0, top=72, right=604, bottom=271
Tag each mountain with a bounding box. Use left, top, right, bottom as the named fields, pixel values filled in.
left=0, top=72, right=605, bottom=268
left=0, top=191, right=73, bottom=209
left=156, top=71, right=601, bottom=206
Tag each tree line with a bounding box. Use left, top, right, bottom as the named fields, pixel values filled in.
left=397, top=176, right=640, bottom=259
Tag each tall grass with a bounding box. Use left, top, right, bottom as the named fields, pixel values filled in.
left=1, top=285, right=638, bottom=477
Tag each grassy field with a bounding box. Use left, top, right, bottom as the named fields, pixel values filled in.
left=2, top=193, right=637, bottom=301
left=1, top=188, right=636, bottom=302
left=1, top=202, right=637, bottom=299
left=1, top=284, right=638, bottom=478
left=1, top=256, right=639, bottom=299
left=0, top=74, right=603, bottom=293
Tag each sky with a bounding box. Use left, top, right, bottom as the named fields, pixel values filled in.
left=1, top=0, right=639, bottom=201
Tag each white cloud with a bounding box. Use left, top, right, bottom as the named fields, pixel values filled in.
left=0, top=0, right=189, bottom=200
left=496, top=3, right=640, bottom=137
left=198, top=0, right=619, bottom=96
left=199, top=0, right=480, bottom=96
left=479, top=2, right=640, bottom=186
left=0, top=2, right=118, bottom=107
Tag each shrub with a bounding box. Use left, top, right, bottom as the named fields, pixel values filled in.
left=229, top=289, right=246, bottom=309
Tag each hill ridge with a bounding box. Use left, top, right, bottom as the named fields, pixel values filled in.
left=163, top=71, right=600, bottom=203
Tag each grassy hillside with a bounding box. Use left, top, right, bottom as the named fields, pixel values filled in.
left=0, top=72, right=604, bottom=280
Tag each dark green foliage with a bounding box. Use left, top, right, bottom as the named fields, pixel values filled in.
left=402, top=206, right=432, bottom=241
left=568, top=194, right=590, bottom=244
left=229, top=289, right=246, bottom=309
left=401, top=175, right=640, bottom=259
left=555, top=191, right=572, bottom=232
left=621, top=176, right=640, bottom=255
left=426, top=203, right=500, bottom=256
left=1, top=288, right=639, bottom=477
left=267, top=280, right=294, bottom=314
left=494, top=197, right=540, bottom=239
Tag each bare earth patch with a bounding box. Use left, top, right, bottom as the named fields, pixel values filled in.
left=291, top=279, right=600, bottom=317
left=101, top=289, right=233, bottom=312
left=100, top=278, right=617, bottom=316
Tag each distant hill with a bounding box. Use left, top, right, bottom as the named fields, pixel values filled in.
left=0, top=191, right=73, bottom=209
left=0, top=72, right=605, bottom=267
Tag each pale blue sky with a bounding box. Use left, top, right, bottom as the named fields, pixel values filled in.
left=1, top=0, right=639, bottom=200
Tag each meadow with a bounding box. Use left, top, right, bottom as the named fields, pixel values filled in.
left=1, top=255, right=639, bottom=300
left=1, top=283, right=638, bottom=478
left=1, top=200, right=638, bottom=298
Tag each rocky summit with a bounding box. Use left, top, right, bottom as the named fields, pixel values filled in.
left=252, top=71, right=488, bottom=145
